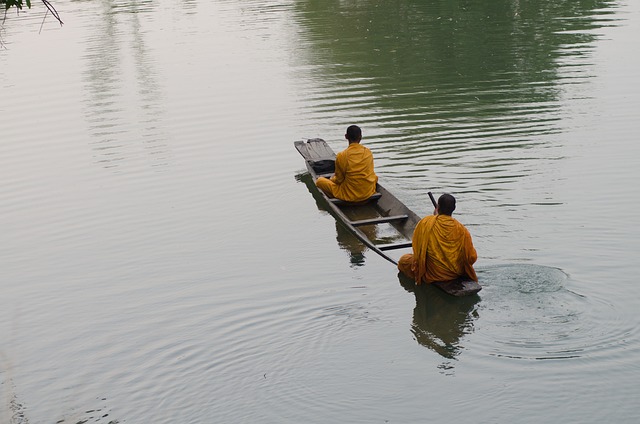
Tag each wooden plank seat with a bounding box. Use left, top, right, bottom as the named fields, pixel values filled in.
left=350, top=214, right=409, bottom=227
left=377, top=241, right=413, bottom=251
left=329, top=192, right=382, bottom=206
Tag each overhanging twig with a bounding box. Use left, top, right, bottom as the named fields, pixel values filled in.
left=41, top=0, right=62, bottom=26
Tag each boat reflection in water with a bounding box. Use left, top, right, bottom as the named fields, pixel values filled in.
left=296, top=172, right=378, bottom=267
left=398, top=273, right=480, bottom=360
left=334, top=220, right=373, bottom=267
left=296, top=172, right=481, bottom=363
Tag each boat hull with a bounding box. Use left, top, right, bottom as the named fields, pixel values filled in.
left=295, top=138, right=481, bottom=297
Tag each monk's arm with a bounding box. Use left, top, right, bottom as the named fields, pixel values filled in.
left=465, top=231, right=477, bottom=265
left=411, top=219, right=424, bottom=257
left=331, top=152, right=346, bottom=184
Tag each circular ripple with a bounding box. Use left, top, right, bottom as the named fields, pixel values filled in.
left=472, top=264, right=636, bottom=362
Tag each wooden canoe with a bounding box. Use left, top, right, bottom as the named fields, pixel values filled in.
left=294, top=138, right=481, bottom=297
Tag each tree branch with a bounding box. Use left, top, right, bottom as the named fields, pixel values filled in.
left=0, top=1, right=63, bottom=26
left=41, top=0, right=62, bottom=26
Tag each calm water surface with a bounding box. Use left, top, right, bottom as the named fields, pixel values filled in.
left=1, top=0, right=639, bottom=422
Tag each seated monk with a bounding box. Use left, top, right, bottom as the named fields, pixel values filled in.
left=398, top=193, right=478, bottom=284
left=316, top=125, right=378, bottom=202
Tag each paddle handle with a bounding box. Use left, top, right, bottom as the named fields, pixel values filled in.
left=428, top=192, right=437, bottom=208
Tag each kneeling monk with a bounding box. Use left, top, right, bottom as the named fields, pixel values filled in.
left=316, top=125, right=378, bottom=202
left=398, top=193, right=478, bottom=284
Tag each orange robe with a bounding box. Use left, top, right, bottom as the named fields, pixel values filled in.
left=316, top=143, right=378, bottom=202
left=398, top=214, right=477, bottom=284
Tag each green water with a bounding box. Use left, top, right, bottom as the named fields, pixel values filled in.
left=1, top=0, right=639, bottom=422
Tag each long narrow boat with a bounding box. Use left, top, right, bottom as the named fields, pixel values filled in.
left=294, top=138, right=481, bottom=297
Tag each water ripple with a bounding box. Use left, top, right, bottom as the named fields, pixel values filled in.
left=471, top=264, right=637, bottom=363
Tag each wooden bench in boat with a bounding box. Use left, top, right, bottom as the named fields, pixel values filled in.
left=329, top=192, right=382, bottom=206
left=377, top=241, right=413, bottom=251
left=350, top=214, right=409, bottom=227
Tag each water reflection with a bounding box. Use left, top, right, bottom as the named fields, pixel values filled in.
left=80, top=0, right=169, bottom=169
left=294, top=0, right=620, bottom=119
left=398, top=273, right=480, bottom=363
left=296, top=172, right=376, bottom=266
left=292, top=0, right=621, bottom=195
left=297, top=168, right=483, bottom=363
left=334, top=221, right=367, bottom=266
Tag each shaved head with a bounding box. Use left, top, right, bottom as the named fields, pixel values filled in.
left=345, top=125, right=362, bottom=142
left=437, top=193, right=456, bottom=216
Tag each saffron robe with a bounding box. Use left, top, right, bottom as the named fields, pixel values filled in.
left=316, top=143, right=378, bottom=202
left=399, top=214, right=477, bottom=284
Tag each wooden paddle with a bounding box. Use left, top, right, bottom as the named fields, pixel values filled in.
left=428, top=192, right=437, bottom=209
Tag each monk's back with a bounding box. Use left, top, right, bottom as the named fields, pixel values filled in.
left=333, top=143, right=377, bottom=202
left=422, top=215, right=475, bottom=282
left=398, top=193, right=478, bottom=285
left=315, top=125, right=378, bottom=203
